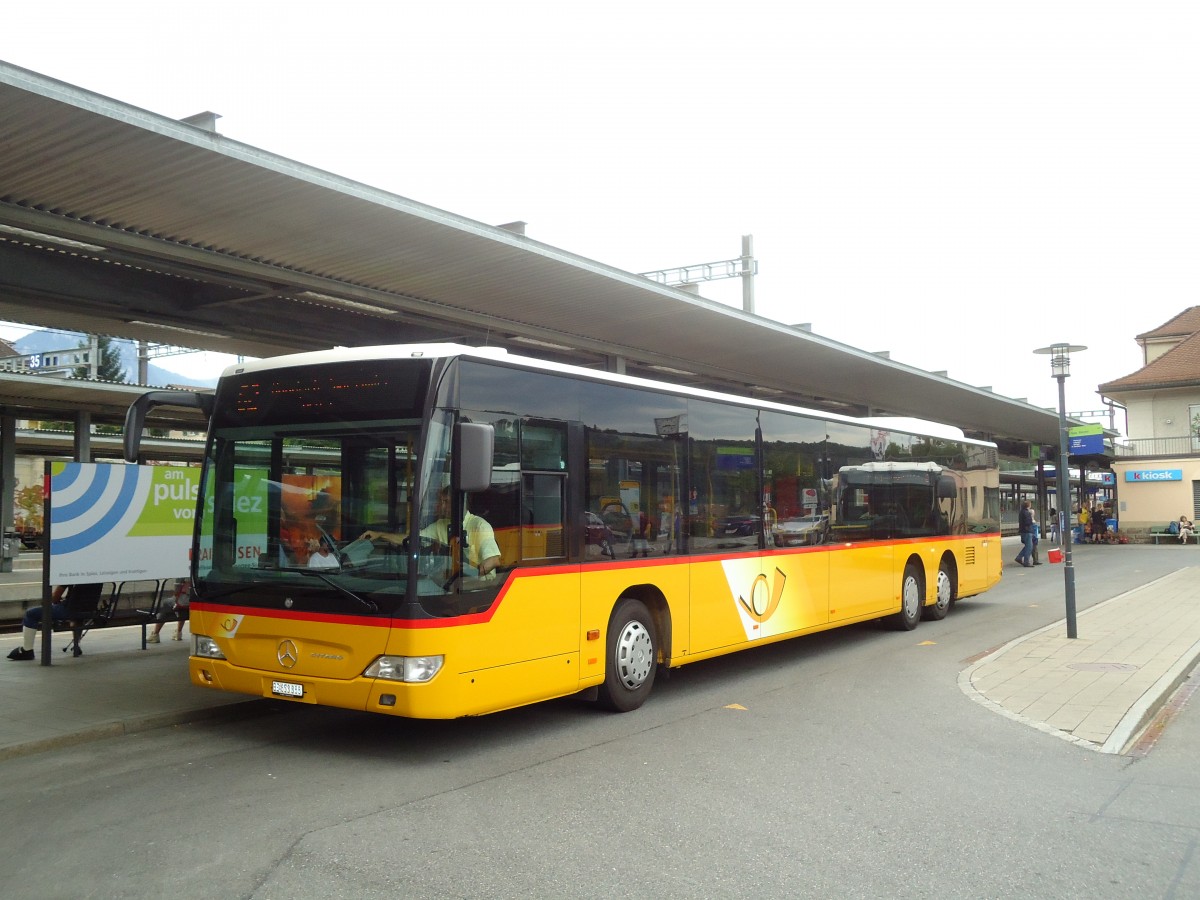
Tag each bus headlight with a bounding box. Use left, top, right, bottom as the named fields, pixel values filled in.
left=364, top=655, right=444, bottom=683
left=193, top=635, right=226, bottom=659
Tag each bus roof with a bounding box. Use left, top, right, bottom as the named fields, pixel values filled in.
left=222, top=343, right=998, bottom=451
left=839, top=461, right=945, bottom=473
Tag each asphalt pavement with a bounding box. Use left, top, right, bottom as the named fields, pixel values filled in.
left=2, top=543, right=1198, bottom=761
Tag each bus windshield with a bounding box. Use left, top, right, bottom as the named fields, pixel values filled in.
left=193, top=357, right=475, bottom=619
left=196, top=421, right=427, bottom=615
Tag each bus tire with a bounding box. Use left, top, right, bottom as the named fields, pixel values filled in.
left=923, top=561, right=955, bottom=621
left=597, top=598, right=658, bottom=712
left=890, top=563, right=922, bottom=631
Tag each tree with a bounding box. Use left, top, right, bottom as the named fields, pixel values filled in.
left=73, top=335, right=126, bottom=382
left=14, top=484, right=43, bottom=534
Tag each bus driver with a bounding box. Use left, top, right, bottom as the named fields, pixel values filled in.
left=420, top=487, right=501, bottom=578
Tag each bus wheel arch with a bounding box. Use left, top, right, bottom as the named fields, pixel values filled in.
left=890, top=558, right=923, bottom=631
left=923, top=553, right=958, bottom=621
left=596, top=589, right=668, bottom=712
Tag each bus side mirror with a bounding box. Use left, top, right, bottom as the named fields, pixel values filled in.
left=123, top=390, right=214, bottom=462
left=936, top=474, right=957, bottom=500
left=458, top=422, right=495, bottom=493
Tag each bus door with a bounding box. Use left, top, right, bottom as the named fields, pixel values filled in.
left=687, top=402, right=766, bottom=652
left=828, top=465, right=894, bottom=622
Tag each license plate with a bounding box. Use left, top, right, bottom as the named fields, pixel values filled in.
left=272, top=680, right=304, bottom=698
left=725, top=528, right=738, bottom=534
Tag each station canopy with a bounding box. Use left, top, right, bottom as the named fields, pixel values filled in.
left=0, top=61, right=1064, bottom=446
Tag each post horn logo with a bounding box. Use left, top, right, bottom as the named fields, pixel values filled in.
left=738, top=568, right=786, bottom=623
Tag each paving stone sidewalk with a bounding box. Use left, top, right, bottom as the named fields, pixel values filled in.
left=960, top=566, right=1200, bottom=753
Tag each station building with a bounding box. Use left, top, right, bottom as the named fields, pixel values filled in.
left=1103, top=307, right=1200, bottom=531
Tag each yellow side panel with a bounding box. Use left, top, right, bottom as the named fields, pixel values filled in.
left=957, top=535, right=1002, bottom=597
left=369, top=653, right=580, bottom=718
left=187, top=535, right=1002, bottom=719
left=394, top=570, right=581, bottom=673
left=828, top=543, right=896, bottom=622
left=576, top=561, right=691, bottom=677
left=689, top=549, right=836, bottom=653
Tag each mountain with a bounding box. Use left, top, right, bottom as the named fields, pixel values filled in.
left=11, top=330, right=219, bottom=388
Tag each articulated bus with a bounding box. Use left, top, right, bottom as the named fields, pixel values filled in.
left=124, top=344, right=1002, bottom=718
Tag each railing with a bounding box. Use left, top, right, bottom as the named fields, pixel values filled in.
left=1112, top=436, right=1200, bottom=458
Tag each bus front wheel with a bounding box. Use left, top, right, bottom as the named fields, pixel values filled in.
left=597, top=598, right=658, bottom=712
left=891, top=564, right=923, bottom=631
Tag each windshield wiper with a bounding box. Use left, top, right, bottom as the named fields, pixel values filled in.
left=199, top=579, right=277, bottom=602
left=298, top=569, right=379, bottom=612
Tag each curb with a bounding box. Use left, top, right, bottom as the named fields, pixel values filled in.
left=1100, top=635, right=1200, bottom=753
left=0, top=699, right=268, bottom=762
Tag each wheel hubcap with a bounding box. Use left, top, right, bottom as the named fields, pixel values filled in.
left=615, top=621, right=653, bottom=689
left=904, top=576, right=921, bottom=619
left=936, top=571, right=952, bottom=611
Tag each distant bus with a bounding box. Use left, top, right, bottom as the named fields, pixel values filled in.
left=124, top=344, right=1002, bottom=718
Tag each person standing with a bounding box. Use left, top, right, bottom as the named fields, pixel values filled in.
left=1014, top=500, right=1034, bottom=568
left=1091, top=505, right=1108, bottom=544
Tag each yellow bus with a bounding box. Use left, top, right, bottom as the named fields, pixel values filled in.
left=124, top=344, right=1002, bottom=717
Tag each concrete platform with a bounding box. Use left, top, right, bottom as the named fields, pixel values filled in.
left=0, top=624, right=253, bottom=760
left=960, top=566, right=1200, bottom=754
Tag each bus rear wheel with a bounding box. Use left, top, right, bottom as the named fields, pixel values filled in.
left=597, top=598, right=658, bottom=712
left=890, top=563, right=923, bottom=631
left=922, top=562, right=955, bottom=621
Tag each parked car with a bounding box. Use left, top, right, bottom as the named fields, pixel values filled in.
left=599, top=500, right=633, bottom=543
left=717, top=514, right=761, bottom=537
left=584, top=511, right=615, bottom=557
left=773, top=514, right=829, bottom=547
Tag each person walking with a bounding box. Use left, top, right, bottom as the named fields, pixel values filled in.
left=1014, top=500, right=1035, bottom=568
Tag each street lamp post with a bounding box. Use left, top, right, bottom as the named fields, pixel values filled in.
left=1034, top=343, right=1086, bottom=639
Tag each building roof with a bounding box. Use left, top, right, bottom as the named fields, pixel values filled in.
left=1100, top=322, right=1200, bottom=394
left=0, top=60, right=1069, bottom=447
left=0, top=370, right=208, bottom=429
left=1136, top=306, right=1200, bottom=343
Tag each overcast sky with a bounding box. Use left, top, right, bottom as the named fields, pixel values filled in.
left=4, top=1, right=1198, bottom=426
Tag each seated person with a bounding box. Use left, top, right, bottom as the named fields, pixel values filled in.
left=7, top=583, right=104, bottom=661
left=307, top=536, right=341, bottom=569
left=420, top=487, right=501, bottom=578
left=1179, top=515, right=1195, bottom=544
left=149, top=578, right=190, bottom=643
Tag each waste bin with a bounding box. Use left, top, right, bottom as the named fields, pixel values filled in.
left=0, top=536, right=15, bottom=574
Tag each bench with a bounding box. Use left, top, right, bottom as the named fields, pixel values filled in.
left=1149, top=525, right=1171, bottom=544
left=58, top=579, right=173, bottom=655
left=1148, top=525, right=1196, bottom=545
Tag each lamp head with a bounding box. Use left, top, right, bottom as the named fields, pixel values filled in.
left=1034, top=343, right=1087, bottom=379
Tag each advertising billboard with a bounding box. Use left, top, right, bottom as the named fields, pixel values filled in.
left=48, top=462, right=199, bottom=584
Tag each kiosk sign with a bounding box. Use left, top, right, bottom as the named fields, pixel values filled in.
left=1125, top=469, right=1183, bottom=482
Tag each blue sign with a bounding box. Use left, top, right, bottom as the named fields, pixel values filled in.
left=1125, top=469, right=1183, bottom=483
left=1069, top=433, right=1105, bottom=454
